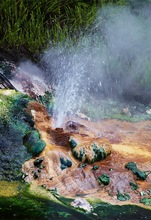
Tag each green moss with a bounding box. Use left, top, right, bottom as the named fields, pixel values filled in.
left=93, top=165, right=99, bottom=170
left=140, top=198, right=151, bottom=206
left=130, top=182, right=139, bottom=190
left=38, top=91, right=54, bottom=115
left=125, top=162, right=148, bottom=180
left=1, top=181, right=150, bottom=220
left=0, top=181, right=92, bottom=220
left=69, top=139, right=77, bottom=149
left=79, top=148, right=85, bottom=161
left=117, top=192, right=131, bottom=201
left=23, top=130, right=46, bottom=156
left=88, top=198, right=151, bottom=220
left=0, top=90, right=35, bottom=180
left=91, top=144, right=106, bottom=163
left=79, top=163, right=87, bottom=168
left=60, top=158, right=72, bottom=170
left=98, top=174, right=110, bottom=186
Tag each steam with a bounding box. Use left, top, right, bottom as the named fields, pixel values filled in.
left=42, top=4, right=151, bottom=128
left=12, top=60, right=50, bottom=96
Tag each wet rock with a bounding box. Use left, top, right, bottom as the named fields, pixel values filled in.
left=65, top=121, right=86, bottom=132
left=70, top=198, right=93, bottom=212
left=69, top=136, right=111, bottom=163
left=121, top=107, right=132, bottom=116
left=75, top=113, right=90, bottom=121
left=125, top=162, right=148, bottom=180
left=98, top=174, right=110, bottom=185
left=23, top=130, right=46, bottom=156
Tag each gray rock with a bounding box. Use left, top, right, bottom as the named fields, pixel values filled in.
left=70, top=198, right=93, bottom=212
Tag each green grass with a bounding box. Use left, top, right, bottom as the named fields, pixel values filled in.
left=0, top=0, right=127, bottom=56
left=0, top=181, right=91, bottom=220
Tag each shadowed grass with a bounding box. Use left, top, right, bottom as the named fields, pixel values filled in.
left=0, top=0, right=127, bottom=57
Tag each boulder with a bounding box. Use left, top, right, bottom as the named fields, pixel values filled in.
left=70, top=198, right=93, bottom=212
left=69, top=136, right=112, bottom=163
left=23, top=130, right=46, bottom=156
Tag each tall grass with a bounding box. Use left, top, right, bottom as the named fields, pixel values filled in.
left=0, top=0, right=127, bottom=56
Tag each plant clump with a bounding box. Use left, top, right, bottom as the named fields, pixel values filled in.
left=93, top=165, right=99, bottom=170
left=117, top=191, right=131, bottom=201
left=60, top=157, right=72, bottom=170
left=140, top=198, right=151, bottom=206
left=125, top=162, right=148, bottom=180
left=130, top=182, right=138, bottom=190
left=98, top=174, right=110, bottom=186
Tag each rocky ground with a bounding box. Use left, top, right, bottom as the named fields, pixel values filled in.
left=22, top=101, right=151, bottom=207
left=0, top=60, right=151, bottom=219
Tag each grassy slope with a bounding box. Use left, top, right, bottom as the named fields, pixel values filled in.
left=0, top=181, right=151, bottom=220
left=0, top=0, right=126, bottom=59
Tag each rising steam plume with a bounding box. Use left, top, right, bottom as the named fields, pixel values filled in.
left=42, top=4, right=151, bottom=128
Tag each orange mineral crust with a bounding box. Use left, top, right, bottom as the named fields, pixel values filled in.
left=22, top=101, right=151, bottom=208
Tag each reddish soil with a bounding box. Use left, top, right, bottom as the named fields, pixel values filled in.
left=22, top=101, right=151, bottom=208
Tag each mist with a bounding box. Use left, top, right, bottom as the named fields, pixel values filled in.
left=41, top=4, right=151, bottom=127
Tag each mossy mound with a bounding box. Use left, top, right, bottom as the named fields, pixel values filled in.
left=98, top=174, right=110, bottom=186
left=69, top=136, right=111, bottom=163
left=0, top=89, right=45, bottom=181
left=23, top=130, right=46, bottom=156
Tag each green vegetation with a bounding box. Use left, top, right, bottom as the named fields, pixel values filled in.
left=69, top=139, right=78, bottom=149
left=0, top=90, right=45, bottom=180
left=88, top=198, right=151, bottom=219
left=0, top=0, right=127, bottom=57
left=1, top=181, right=151, bottom=219
left=117, top=191, right=131, bottom=201
left=125, top=162, right=149, bottom=180
left=140, top=198, right=151, bottom=206
left=38, top=91, right=54, bottom=115
left=23, top=130, right=46, bottom=156
left=60, top=157, right=72, bottom=170
left=91, top=143, right=107, bottom=162
left=93, top=165, right=99, bottom=170
left=130, top=182, right=139, bottom=191
left=84, top=98, right=151, bottom=121
left=98, top=174, right=110, bottom=185
left=0, top=181, right=91, bottom=220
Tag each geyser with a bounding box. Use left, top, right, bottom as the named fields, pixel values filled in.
left=42, top=5, right=151, bottom=128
